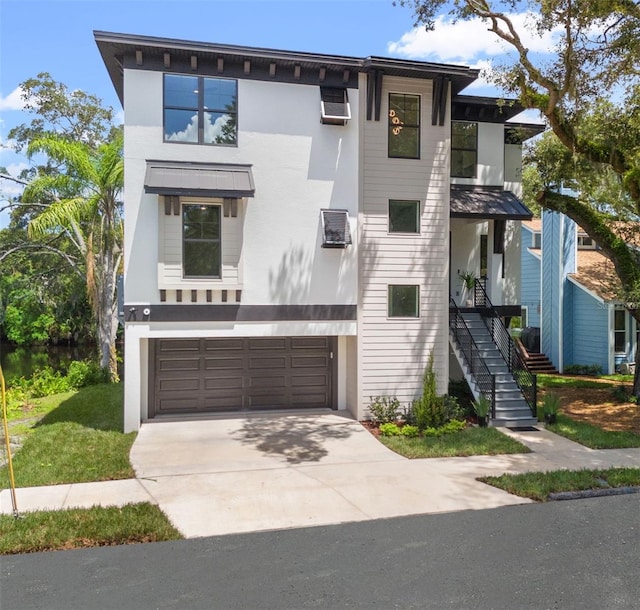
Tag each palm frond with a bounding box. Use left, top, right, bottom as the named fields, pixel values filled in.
left=27, top=136, right=97, bottom=182
left=28, top=198, right=88, bottom=238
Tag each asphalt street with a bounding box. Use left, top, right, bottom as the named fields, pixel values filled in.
left=1, top=494, right=638, bottom=609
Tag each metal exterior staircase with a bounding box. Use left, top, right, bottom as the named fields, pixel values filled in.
left=455, top=312, right=537, bottom=426
left=449, top=291, right=538, bottom=428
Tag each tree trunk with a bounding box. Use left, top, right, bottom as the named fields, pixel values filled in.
left=95, top=247, right=119, bottom=383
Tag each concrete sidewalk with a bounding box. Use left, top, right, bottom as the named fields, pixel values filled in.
left=2, top=412, right=639, bottom=538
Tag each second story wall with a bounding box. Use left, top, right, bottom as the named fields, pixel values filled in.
left=123, top=68, right=359, bottom=307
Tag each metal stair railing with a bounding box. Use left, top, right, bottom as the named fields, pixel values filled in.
left=473, top=281, right=537, bottom=415
left=449, top=297, right=496, bottom=418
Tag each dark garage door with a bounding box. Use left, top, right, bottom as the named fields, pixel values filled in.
left=150, top=336, right=334, bottom=416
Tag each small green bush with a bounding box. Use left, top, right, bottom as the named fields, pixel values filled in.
left=472, top=395, right=491, bottom=418
left=400, top=424, right=419, bottom=438
left=564, top=364, right=602, bottom=376
left=368, top=395, right=402, bottom=424
left=542, top=392, right=561, bottom=415
left=66, top=360, right=110, bottom=389
left=422, top=419, right=466, bottom=437
left=379, top=422, right=401, bottom=436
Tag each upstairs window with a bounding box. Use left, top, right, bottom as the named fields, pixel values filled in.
left=164, top=74, right=237, bottom=145
left=389, top=200, right=420, bottom=233
left=321, top=209, right=352, bottom=248
left=320, top=87, right=350, bottom=125
left=451, top=121, right=477, bottom=178
left=388, top=93, right=420, bottom=159
left=182, top=204, right=221, bottom=278
left=388, top=285, right=420, bottom=318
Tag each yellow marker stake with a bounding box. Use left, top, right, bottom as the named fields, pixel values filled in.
left=0, top=365, right=19, bottom=517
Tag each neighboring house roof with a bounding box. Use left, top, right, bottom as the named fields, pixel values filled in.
left=569, top=249, right=619, bottom=302
left=450, top=185, right=533, bottom=220
left=522, top=219, right=542, bottom=232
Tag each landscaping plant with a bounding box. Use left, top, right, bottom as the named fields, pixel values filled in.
left=368, top=395, right=402, bottom=424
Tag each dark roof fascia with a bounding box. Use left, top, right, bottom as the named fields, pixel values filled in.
left=505, top=122, right=546, bottom=142
left=363, top=57, right=478, bottom=94
left=94, top=31, right=481, bottom=104
left=452, top=95, right=525, bottom=123
left=94, top=30, right=363, bottom=67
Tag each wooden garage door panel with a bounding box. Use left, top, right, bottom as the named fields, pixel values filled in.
left=152, top=337, right=333, bottom=416
left=158, top=357, right=200, bottom=372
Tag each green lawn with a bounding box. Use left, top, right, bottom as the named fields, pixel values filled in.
left=1, top=383, right=134, bottom=487
left=480, top=467, right=640, bottom=502
left=0, top=503, right=182, bottom=554
left=536, top=374, right=615, bottom=389
left=379, top=427, right=530, bottom=458
left=546, top=413, right=640, bottom=449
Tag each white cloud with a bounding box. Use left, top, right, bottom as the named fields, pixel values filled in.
left=166, top=113, right=232, bottom=144
left=0, top=86, right=26, bottom=111
left=388, top=12, right=563, bottom=63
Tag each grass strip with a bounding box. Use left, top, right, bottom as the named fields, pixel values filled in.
left=379, top=427, right=530, bottom=458
left=536, top=374, right=613, bottom=389
left=0, top=383, right=135, bottom=487
left=479, top=467, right=640, bottom=502
left=547, top=413, right=640, bottom=449
left=0, top=503, right=182, bottom=554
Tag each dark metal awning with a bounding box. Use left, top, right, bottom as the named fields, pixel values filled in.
left=450, top=185, right=532, bottom=220
left=144, top=161, right=255, bottom=198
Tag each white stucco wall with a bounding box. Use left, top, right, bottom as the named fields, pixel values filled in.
left=122, top=68, right=360, bottom=429
left=451, top=122, right=504, bottom=187
left=123, top=69, right=359, bottom=307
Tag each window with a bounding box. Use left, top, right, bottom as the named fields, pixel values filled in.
left=614, top=309, right=627, bottom=353
left=451, top=121, right=477, bottom=178
left=389, top=200, right=420, bottom=233
left=320, top=87, right=350, bottom=125
left=388, top=93, right=420, bottom=159
left=480, top=234, right=488, bottom=278
left=578, top=235, right=595, bottom=248
left=182, top=204, right=221, bottom=277
left=388, top=285, right=420, bottom=318
left=533, top=232, right=542, bottom=248
left=164, top=74, right=237, bottom=145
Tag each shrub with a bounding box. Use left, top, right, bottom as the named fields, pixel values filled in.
left=412, top=353, right=445, bottom=431
left=472, top=395, right=491, bottom=418
left=66, top=360, right=110, bottom=389
left=368, top=395, right=402, bottom=424
left=564, top=364, right=602, bottom=376
left=542, top=393, right=561, bottom=416
left=400, top=424, right=419, bottom=438
left=422, top=419, right=466, bottom=437
left=379, top=422, right=401, bottom=437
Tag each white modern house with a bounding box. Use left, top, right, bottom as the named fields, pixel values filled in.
left=95, top=32, right=542, bottom=432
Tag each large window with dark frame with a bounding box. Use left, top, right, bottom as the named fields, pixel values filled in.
left=182, top=204, right=221, bottom=278
left=388, top=285, right=420, bottom=318
left=451, top=121, right=477, bottom=178
left=164, top=74, right=237, bottom=145
left=388, top=93, right=420, bottom=159
left=389, top=199, right=420, bottom=233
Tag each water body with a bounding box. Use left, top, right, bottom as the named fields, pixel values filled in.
left=0, top=342, right=98, bottom=381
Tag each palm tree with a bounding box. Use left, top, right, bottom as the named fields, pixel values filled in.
left=22, top=133, right=123, bottom=381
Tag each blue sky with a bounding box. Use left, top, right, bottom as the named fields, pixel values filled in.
left=0, top=0, right=551, bottom=227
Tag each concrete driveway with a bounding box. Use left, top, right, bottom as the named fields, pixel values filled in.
left=129, top=411, right=532, bottom=538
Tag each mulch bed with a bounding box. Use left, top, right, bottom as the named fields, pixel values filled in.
left=541, top=379, right=640, bottom=434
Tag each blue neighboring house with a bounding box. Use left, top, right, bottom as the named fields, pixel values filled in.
left=521, top=210, right=637, bottom=374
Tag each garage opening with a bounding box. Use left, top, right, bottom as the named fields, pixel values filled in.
left=149, top=336, right=334, bottom=417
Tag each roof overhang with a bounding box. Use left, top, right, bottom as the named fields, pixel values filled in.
left=144, top=161, right=255, bottom=198
left=450, top=186, right=533, bottom=220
